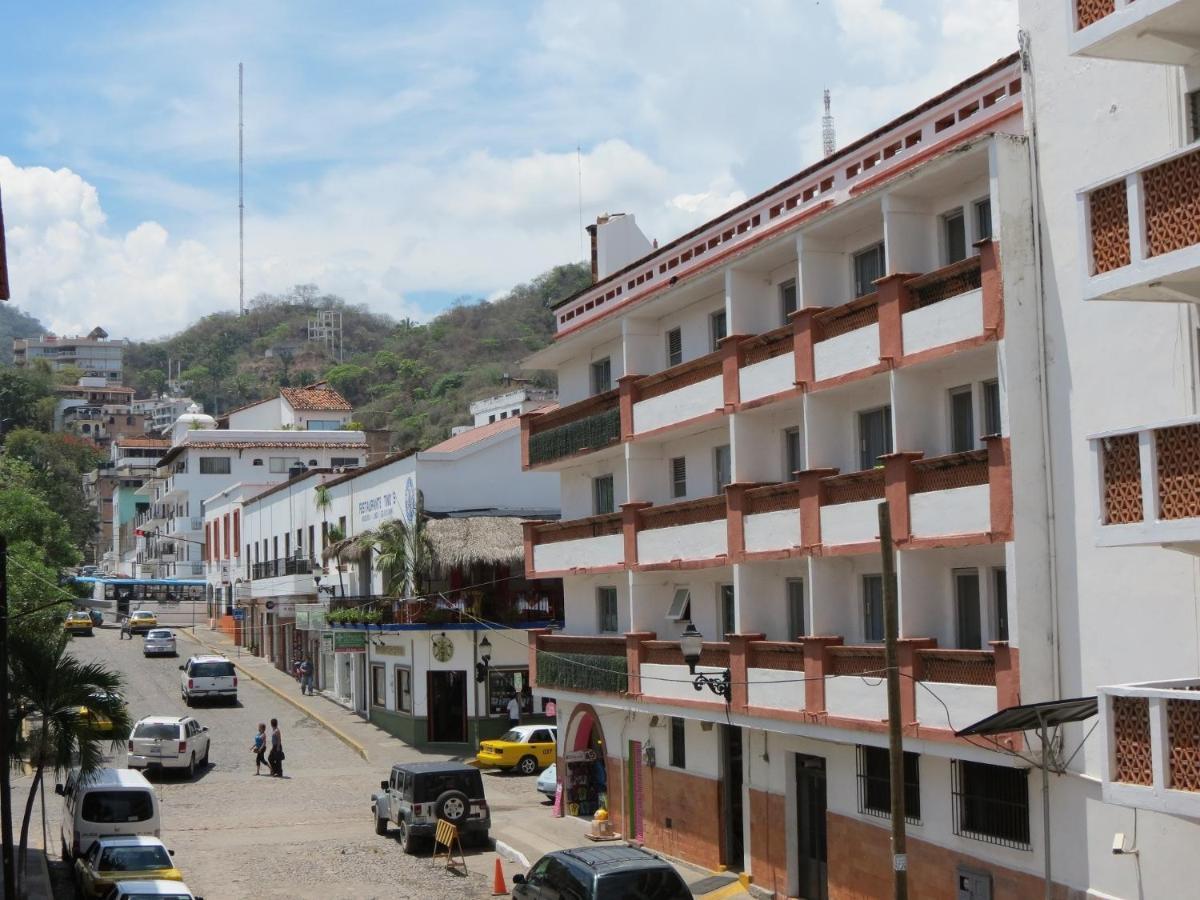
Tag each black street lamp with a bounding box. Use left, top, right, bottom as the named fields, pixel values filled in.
left=476, top=635, right=492, bottom=683
left=680, top=622, right=731, bottom=703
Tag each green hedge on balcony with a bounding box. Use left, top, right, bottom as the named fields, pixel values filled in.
left=536, top=650, right=628, bottom=694
left=529, top=407, right=620, bottom=465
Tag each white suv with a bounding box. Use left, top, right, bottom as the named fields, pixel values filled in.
left=179, top=656, right=237, bottom=706
left=127, top=716, right=211, bottom=779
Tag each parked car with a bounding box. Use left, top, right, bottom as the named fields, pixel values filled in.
left=179, top=656, right=237, bottom=706
left=74, top=836, right=182, bottom=899
left=128, top=611, right=158, bottom=634
left=143, top=630, right=177, bottom=657
left=65, top=610, right=94, bottom=636
left=536, top=763, right=558, bottom=800
left=88, top=608, right=104, bottom=627
left=127, top=716, right=211, bottom=779
left=102, top=879, right=202, bottom=900
left=475, top=724, right=557, bottom=775
left=371, top=761, right=491, bottom=853
left=512, top=846, right=691, bottom=900
left=78, top=690, right=124, bottom=735
left=57, top=768, right=161, bottom=860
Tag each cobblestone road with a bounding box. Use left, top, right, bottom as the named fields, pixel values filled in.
left=17, top=625, right=503, bottom=899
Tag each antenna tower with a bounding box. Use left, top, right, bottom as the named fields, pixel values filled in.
left=238, top=63, right=246, bottom=316
left=822, top=88, right=836, bottom=157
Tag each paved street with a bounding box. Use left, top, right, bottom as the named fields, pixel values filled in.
left=16, top=624, right=502, bottom=899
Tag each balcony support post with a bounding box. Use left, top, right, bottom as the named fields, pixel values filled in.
left=529, top=627, right=553, bottom=693
left=976, top=238, right=1005, bottom=338
left=1126, top=173, right=1145, bottom=264
left=617, top=375, right=641, bottom=441
left=984, top=435, right=1013, bottom=540
left=881, top=452, right=924, bottom=544
left=790, top=307, right=824, bottom=391
left=621, top=501, right=651, bottom=570
left=1149, top=696, right=1169, bottom=792
left=727, top=632, right=765, bottom=713
left=897, top=638, right=937, bottom=730
left=625, top=631, right=655, bottom=697
left=720, top=334, right=748, bottom=412
left=724, top=483, right=759, bottom=563
left=874, top=272, right=918, bottom=364
left=796, top=468, right=838, bottom=553
left=522, top=520, right=548, bottom=579
left=802, top=636, right=844, bottom=716
left=989, top=641, right=1023, bottom=750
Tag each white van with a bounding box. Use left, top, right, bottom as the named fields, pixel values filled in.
left=55, top=767, right=160, bottom=860
left=179, top=655, right=237, bottom=706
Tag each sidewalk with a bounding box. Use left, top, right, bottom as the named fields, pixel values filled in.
left=177, top=626, right=753, bottom=899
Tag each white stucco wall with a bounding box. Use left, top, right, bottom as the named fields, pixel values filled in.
left=909, top=484, right=991, bottom=538
left=739, top=352, right=795, bottom=404
left=637, top=519, right=728, bottom=565
left=902, top=289, right=984, bottom=356
left=534, top=533, right=624, bottom=573
left=819, top=499, right=880, bottom=546
left=632, top=375, right=724, bottom=433
left=812, top=323, right=880, bottom=382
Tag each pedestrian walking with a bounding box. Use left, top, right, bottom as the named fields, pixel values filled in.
left=119, top=616, right=131, bottom=640
left=251, top=722, right=268, bottom=775
left=506, top=694, right=521, bottom=729
left=268, top=718, right=285, bottom=777
left=300, top=657, right=313, bottom=696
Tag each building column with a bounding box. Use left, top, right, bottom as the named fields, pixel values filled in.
left=522, top=520, right=548, bottom=578
left=621, top=502, right=651, bottom=570
left=618, top=374, right=641, bottom=441
left=791, top=308, right=824, bottom=390
left=881, top=451, right=923, bottom=544
left=976, top=238, right=1004, bottom=338
left=796, top=468, right=837, bottom=552
left=802, top=636, right=844, bottom=716
left=984, top=435, right=1013, bottom=540
left=990, top=640, right=1022, bottom=750
left=896, top=638, right=937, bottom=731
left=727, top=632, right=764, bottom=713
left=723, top=483, right=760, bottom=564
left=720, top=334, right=748, bottom=412
left=874, top=272, right=918, bottom=364
left=625, top=631, right=655, bottom=697
left=519, top=413, right=532, bottom=470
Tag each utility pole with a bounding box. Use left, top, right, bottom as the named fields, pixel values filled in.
left=878, top=502, right=907, bottom=900
left=238, top=62, right=246, bottom=317
left=1, top=535, right=16, bottom=900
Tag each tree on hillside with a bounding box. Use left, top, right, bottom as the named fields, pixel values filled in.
left=3, top=430, right=103, bottom=552
left=0, top=364, right=56, bottom=432
left=0, top=305, right=48, bottom=365
left=0, top=457, right=80, bottom=571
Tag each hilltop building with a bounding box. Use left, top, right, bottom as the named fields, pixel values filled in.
left=14, top=327, right=125, bottom=385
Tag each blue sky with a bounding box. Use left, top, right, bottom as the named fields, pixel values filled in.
left=0, top=0, right=1017, bottom=339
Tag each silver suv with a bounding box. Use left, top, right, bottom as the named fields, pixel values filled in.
left=179, top=656, right=237, bottom=706
left=371, top=762, right=490, bottom=854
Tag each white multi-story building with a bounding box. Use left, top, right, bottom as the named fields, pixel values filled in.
left=14, top=327, right=125, bottom=384
left=468, top=387, right=557, bottom=428
left=133, top=395, right=202, bottom=436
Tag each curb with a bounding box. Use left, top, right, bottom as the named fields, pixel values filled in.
left=178, top=629, right=369, bottom=762
left=493, top=839, right=530, bottom=870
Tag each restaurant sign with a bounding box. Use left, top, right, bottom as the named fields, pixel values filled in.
left=334, top=631, right=367, bottom=653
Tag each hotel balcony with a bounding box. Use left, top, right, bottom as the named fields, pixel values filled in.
left=1099, top=679, right=1200, bottom=818
left=1068, top=0, right=1200, bottom=66
left=249, top=556, right=318, bottom=598
left=1079, top=145, right=1200, bottom=303
left=527, top=513, right=625, bottom=576
left=635, top=496, right=728, bottom=569
left=522, top=389, right=621, bottom=470
left=1091, top=417, right=1200, bottom=550
left=532, top=631, right=1020, bottom=742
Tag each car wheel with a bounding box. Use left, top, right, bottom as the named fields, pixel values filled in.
left=517, top=755, right=539, bottom=776
left=183, top=693, right=193, bottom=707
left=375, top=815, right=388, bottom=836
left=186, top=753, right=196, bottom=780
left=202, top=743, right=211, bottom=767
left=435, top=789, right=470, bottom=826
left=398, top=821, right=413, bottom=854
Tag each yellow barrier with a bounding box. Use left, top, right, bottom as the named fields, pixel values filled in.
left=432, top=818, right=466, bottom=873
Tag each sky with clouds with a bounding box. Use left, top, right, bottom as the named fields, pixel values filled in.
left=0, top=0, right=1017, bottom=340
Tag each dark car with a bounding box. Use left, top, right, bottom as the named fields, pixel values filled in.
left=512, top=846, right=691, bottom=900
left=87, top=608, right=103, bottom=628
left=371, top=761, right=490, bottom=853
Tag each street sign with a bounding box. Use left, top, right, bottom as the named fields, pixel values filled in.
left=232, top=609, right=245, bottom=620
left=334, top=631, right=367, bottom=653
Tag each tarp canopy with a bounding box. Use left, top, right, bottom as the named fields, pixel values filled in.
left=956, top=696, right=1098, bottom=737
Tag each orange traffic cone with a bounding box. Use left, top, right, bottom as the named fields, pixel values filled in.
left=492, top=857, right=508, bottom=895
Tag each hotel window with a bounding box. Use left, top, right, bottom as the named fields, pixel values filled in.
left=786, top=578, right=806, bottom=639
left=199, top=457, right=231, bottom=475
left=949, top=385, right=975, bottom=453
left=670, top=718, right=686, bottom=769
left=857, top=745, right=921, bottom=824
left=780, top=279, right=798, bottom=323
left=590, top=357, right=612, bottom=395
left=592, top=474, right=615, bottom=515
left=371, top=664, right=387, bottom=708
left=710, top=309, right=728, bottom=351
left=955, top=569, right=983, bottom=649
left=863, top=574, right=884, bottom=643
left=943, top=208, right=967, bottom=264
left=597, top=587, right=619, bottom=634
left=858, top=406, right=893, bottom=470
left=974, top=198, right=993, bottom=242
left=670, top=457, right=687, bottom=498
left=666, top=327, right=683, bottom=367
left=714, top=444, right=732, bottom=492
left=982, top=379, right=1001, bottom=436
left=719, top=584, right=736, bottom=637
left=852, top=242, right=885, bottom=297
left=993, top=567, right=1009, bottom=643
left=784, top=427, right=802, bottom=481
left=395, top=668, right=412, bottom=713
left=667, top=586, right=692, bottom=622
left=952, top=760, right=1030, bottom=849
left=331, top=457, right=360, bottom=468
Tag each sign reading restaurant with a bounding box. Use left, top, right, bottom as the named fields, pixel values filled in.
left=357, top=489, right=399, bottom=526
left=354, top=471, right=417, bottom=529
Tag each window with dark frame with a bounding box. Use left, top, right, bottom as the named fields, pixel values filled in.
left=666, top=328, right=683, bottom=367
left=488, top=668, right=533, bottom=716
left=780, top=279, right=798, bottom=323
left=944, top=208, right=967, bottom=263
left=395, top=668, right=413, bottom=712
left=710, top=309, right=728, bottom=351
left=955, top=568, right=983, bottom=649
left=949, top=385, right=975, bottom=453
left=199, top=457, right=231, bottom=475
left=852, top=242, right=886, bottom=297
left=670, top=717, right=686, bottom=768
left=371, top=664, right=387, bottom=707
left=857, top=745, right=921, bottom=824
left=982, top=379, right=1001, bottom=436
left=719, top=584, right=735, bottom=637
left=784, top=427, right=802, bottom=481
left=975, top=198, right=993, bottom=242
left=670, top=457, right=687, bottom=498
left=858, top=406, right=893, bottom=470
left=786, top=578, right=806, bottom=639
left=593, top=474, right=615, bottom=515
left=597, top=586, right=619, bottom=633
left=591, top=357, right=612, bottom=395
left=714, top=444, right=732, bottom=491
left=1189, top=88, right=1200, bottom=143
left=994, top=567, right=1009, bottom=643
left=863, top=574, right=884, bottom=642
left=953, top=760, right=1031, bottom=849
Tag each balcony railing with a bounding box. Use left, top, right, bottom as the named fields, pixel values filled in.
left=252, top=557, right=316, bottom=580
left=642, top=640, right=729, bottom=667
left=747, top=640, right=806, bottom=671
left=1070, top=0, right=1200, bottom=66
left=744, top=482, right=802, bottom=515
left=526, top=389, right=621, bottom=467
left=828, top=645, right=887, bottom=676
left=915, top=649, right=997, bottom=686
left=532, top=513, right=623, bottom=544
left=639, top=495, right=727, bottom=531
left=821, top=469, right=885, bottom=505
left=907, top=256, right=982, bottom=310
left=534, top=633, right=628, bottom=694
left=740, top=325, right=793, bottom=366
left=813, top=292, right=879, bottom=342
left=912, top=450, right=990, bottom=493
left=635, top=351, right=724, bottom=402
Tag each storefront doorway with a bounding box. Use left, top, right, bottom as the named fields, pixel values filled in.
left=795, top=753, right=828, bottom=900
left=428, top=670, right=467, bottom=743
left=721, top=725, right=745, bottom=872
left=564, top=708, right=607, bottom=818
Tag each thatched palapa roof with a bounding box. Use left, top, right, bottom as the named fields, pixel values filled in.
left=322, top=532, right=374, bottom=563
left=424, top=516, right=524, bottom=569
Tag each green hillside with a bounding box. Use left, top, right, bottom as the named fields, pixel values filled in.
left=0, top=303, right=48, bottom=363
left=124, top=263, right=588, bottom=449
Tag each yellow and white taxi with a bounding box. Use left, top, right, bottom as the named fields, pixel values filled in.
left=127, top=610, right=158, bottom=634
left=475, top=725, right=557, bottom=775
left=64, top=610, right=94, bottom=636
left=74, top=836, right=183, bottom=899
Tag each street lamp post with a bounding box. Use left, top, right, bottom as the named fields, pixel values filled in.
left=680, top=623, right=731, bottom=703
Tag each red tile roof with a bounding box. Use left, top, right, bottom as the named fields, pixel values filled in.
left=422, top=406, right=552, bottom=454
left=280, top=381, right=352, bottom=412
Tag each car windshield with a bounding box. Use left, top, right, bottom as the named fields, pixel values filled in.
left=147, top=631, right=173, bottom=639
left=133, top=722, right=180, bottom=740
left=123, top=895, right=192, bottom=900
left=413, top=771, right=483, bottom=802
left=596, top=868, right=690, bottom=900
left=190, top=662, right=234, bottom=677
left=496, top=731, right=523, bottom=743
left=80, top=791, right=153, bottom=823
left=132, top=612, right=153, bottom=619
left=98, top=845, right=172, bottom=871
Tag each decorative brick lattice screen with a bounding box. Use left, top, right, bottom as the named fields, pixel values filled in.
left=916, top=650, right=996, bottom=686
left=1089, top=180, right=1131, bottom=274
left=1112, top=696, right=1153, bottom=786
left=1144, top=148, right=1200, bottom=258
left=637, top=356, right=723, bottom=401
left=1169, top=698, right=1200, bottom=792
left=639, top=497, right=726, bottom=530
left=642, top=640, right=729, bottom=668
left=1102, top=434, right=1143, bottom=524
left=828, top=646, right=886, bottom=677
left=748, top=641, right=806, bottom=672
left=741, top=326, right=793, bottom=366
left=1075, top=0, right=1116, bottom=30
left=534, top=514, right=623, bottom=545
left=744, top=483, right=801, bottom=515
left=814, top=294, right=879, bottom=342
left=908, top=257, right=982, bottom=310
left=912, top=450, right=989, bottom=493
left=822, top=470, right=885, bottom=505
left=1156, top=424, right=1200, bottom=520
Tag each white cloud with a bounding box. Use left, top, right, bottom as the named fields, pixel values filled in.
left=832, top=0, right=920, bottom=72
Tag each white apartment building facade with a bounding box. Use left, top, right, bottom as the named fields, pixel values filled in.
left=518, top=54, right=1073, bottom=899
left=133, top=395, right=201, bottom=436
left=14, top=327, right=125, bottom=384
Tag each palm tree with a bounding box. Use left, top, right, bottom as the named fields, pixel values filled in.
left=369, top=493, right=432, bottom=621
left=7, top=630, right=131, bottom=885
left=313, top=483, right=344, bottom=596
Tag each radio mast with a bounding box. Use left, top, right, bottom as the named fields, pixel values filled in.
left=822, top=88, right=836, bottom=157
left=238, top=62, right=246, bottom=316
